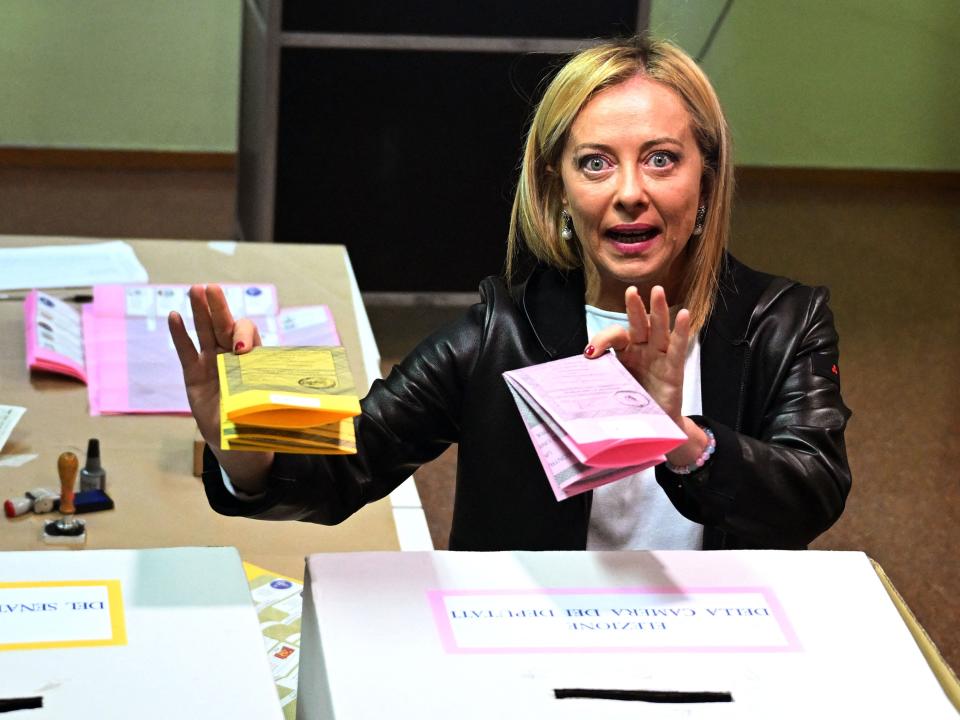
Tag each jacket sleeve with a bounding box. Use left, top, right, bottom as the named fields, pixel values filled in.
left=655, top=285, right=852, bottom=549
left=201, top=302, right=486, bottom=525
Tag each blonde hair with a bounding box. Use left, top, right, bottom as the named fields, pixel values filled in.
left=507, top=36, right=733, bottom=332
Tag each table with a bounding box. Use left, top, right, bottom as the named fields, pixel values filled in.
left=0, top=236, right=402, bottom=579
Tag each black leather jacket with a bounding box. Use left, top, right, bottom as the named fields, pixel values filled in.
left=203, top=254, right=852, bottom=550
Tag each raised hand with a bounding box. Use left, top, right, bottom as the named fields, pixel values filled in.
left=585, top=285, right=690, bottom=423
left=168, top=284, right=273, bottom=490
left=585, top=285, right=708, bottom=467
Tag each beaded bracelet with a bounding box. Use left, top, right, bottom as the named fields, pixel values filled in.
left=664, top=426, right=716, bottom=475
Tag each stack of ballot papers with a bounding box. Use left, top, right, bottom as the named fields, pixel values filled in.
left=504, top=352, right=687, bottom=500
left=218, top=346, right=361, bottom=454
left=23, top=285, right=341, bottom=415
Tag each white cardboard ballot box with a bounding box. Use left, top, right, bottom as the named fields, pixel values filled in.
left=0, top=546, right=283, bottom=719
left=297, top=550, right=957, bottom=719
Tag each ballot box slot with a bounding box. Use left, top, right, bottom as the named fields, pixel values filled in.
left=553, top=687, right=733, bottom=703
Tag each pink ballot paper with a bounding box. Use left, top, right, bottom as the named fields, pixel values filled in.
left=24, top=290, right=87, bottom=382
left=503, top=352, right=687, bottom=500
left=25, top=286, right=341, bottom=415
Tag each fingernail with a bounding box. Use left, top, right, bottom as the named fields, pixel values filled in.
left=234, top=342, right=245, bottom=353
left=584, top=344, right=595, bottom=357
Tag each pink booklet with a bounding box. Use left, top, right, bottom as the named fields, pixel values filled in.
left=24, top=290, right=87, bottom=382
left=25, top=286, right=341, bottom=415
left=503, top=352, right=687, bottom=500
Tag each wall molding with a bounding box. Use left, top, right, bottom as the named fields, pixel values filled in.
left=0, top=147, right=235, bottom=171
left=735, top=166, right=960, bottom=190
left=0, top=149, right=955, bottom=189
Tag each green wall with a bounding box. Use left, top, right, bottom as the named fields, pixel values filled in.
left=1, top=1, right=957, bottom=169
left=651, top=0, right=960, bottom=170
left=0, top=0, right=241, bottom=152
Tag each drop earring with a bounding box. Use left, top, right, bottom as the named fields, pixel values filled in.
left=560, top=210, right=574, bottom=241
left=693, top=205, right=706, bottom=236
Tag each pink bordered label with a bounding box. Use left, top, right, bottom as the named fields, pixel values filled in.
left=427, top=586, right=801, bottom=654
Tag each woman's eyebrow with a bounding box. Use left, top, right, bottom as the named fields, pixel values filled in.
left=569, top=142, right=615, bottom=155
left=570, top=136, right=684, bottom=155
left=641, top=136, right=684, bottom=149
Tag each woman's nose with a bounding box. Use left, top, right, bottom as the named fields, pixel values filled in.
left=615, top=167, right=649, bottom=211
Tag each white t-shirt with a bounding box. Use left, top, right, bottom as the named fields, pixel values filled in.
left=584, top=304, right=704, bottom=550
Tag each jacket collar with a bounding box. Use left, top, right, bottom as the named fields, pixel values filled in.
left=518, top=253, right=764, bottom=355
left=518, top=265, right=589, bottom=359
left=700, top=253, right=780, bottom=430
left=707, top=253, right=777, bottom=346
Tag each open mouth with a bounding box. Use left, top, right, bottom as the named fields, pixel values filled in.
left=607, top=227, right=661, bottom=243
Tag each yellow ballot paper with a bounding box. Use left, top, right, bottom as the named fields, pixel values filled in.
left=217, top=346, right=360, bottom=454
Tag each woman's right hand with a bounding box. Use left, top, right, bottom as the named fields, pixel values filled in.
left=168, top=284, right=274, bottom=491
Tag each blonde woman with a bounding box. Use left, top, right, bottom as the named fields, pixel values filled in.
left=172, top=36, right=851, bottom=551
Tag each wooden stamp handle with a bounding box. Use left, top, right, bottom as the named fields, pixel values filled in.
left=58, top=452, right=79, bottom=515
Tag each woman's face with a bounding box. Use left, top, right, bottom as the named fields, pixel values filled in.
left=559, top=74, right=705, bottom=310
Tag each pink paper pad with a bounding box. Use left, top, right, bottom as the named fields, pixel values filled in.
left=23, top=290, right=87, bottom=382
left=84, top=284, right=284, bottom=415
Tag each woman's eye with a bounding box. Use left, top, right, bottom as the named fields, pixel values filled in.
left=649, top=151, right=675, bottom=169
left=581, top=156, right=609, bottom=173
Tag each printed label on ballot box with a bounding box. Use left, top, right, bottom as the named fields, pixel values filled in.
left=0, top=580, right=126, bottom=651
left=427, top=586, right=800, bottom=654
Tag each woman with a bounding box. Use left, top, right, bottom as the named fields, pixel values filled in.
left=170, top=36, right=851, bottom=551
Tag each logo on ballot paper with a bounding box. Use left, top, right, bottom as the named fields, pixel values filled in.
left=274, top=645, right=296, bottom=660
left=427, top=587, right=800, bottom=654
left=614, top=390, right=650, bottom=408
left=298, top=376, right=337, bottom=389
left=0, top=580, right=126, bottom=651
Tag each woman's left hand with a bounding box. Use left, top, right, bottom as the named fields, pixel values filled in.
left=585, top=285, right=690, bottom=424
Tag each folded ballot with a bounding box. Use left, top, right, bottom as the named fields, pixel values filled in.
left=217, top=346, right=361, bottom=454
left=503, top=352, right=687, bottom=500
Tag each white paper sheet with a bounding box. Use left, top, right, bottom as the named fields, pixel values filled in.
left=0, top=405, right=26, bottom=452
left=0, top=240, right=148, bottom=290
left=0, top=453, right=37, bottom=467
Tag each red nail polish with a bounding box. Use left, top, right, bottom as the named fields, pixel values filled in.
left=234, top=342, right=245, bottom=353
left=585, top=344, right=595, bottom=357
